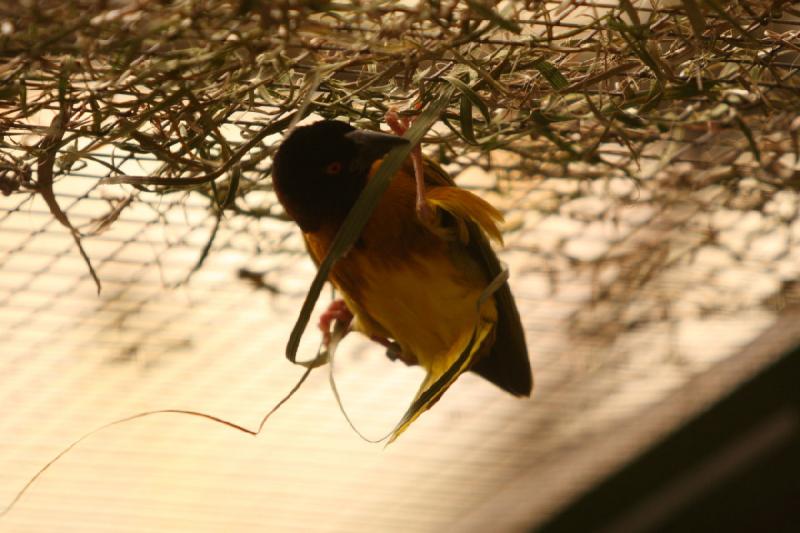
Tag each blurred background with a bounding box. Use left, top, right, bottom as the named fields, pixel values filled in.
left=1, top=1, right=799, bottom=531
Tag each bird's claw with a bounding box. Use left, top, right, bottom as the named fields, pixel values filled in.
left=319, top=299, right=353, bottom=347
left=370, top=335, right=416, bottom=366
left=385, top=108, right=409, bottom=136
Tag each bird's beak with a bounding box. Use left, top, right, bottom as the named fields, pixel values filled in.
left=345, top=129, right=409, bottom=174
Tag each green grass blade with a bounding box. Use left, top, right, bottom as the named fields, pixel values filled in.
left=532, top=58, right=569, bottom=90
left=443, top=75, right=492, bottom=123
left=460, top=93, right=477, bottom=143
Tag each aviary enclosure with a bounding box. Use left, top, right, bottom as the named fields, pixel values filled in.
left=1, top=1, right=799, bottom=531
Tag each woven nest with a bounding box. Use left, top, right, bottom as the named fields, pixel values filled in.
left=1, top=0, right=799, bottom=327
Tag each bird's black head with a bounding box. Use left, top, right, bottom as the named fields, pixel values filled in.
left=272, top=120, right=408, bottom=232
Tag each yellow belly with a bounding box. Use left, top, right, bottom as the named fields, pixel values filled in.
left=339, top=249, right=497, bottom=377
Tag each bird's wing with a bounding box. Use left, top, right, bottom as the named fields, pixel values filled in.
left=388, top=159, right=533, bottom=441
left=419, top=158, right=533, bottom=397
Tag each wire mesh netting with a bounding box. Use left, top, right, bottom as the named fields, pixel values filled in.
left=1, top=1, right=800, bottom=531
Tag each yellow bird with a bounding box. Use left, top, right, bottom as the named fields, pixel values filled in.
left=272, top=119, right=532, bottom=438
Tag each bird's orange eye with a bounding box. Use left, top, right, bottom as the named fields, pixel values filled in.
left=325, top=161, right=343, bottom=175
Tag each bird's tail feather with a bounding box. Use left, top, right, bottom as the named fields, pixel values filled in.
left=388, top=316, right=494, bottom=443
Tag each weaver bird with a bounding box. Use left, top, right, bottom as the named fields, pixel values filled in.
left=272, top=118, right=532, bottom=435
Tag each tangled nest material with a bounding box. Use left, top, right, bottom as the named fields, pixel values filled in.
left=1, top=0, right=799, bottom=298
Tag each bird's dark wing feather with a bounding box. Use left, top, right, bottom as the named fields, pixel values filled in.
left=466, top=225, right=533, bottom=396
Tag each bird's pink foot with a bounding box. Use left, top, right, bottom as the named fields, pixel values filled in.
left=318, top=299, right=353, bottom=346
left=385, top=108, right=435, bottom=226
left=415, top=193, right=436, bottom=226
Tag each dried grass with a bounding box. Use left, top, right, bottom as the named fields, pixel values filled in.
left=1, top=0, right=799, bottom=298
